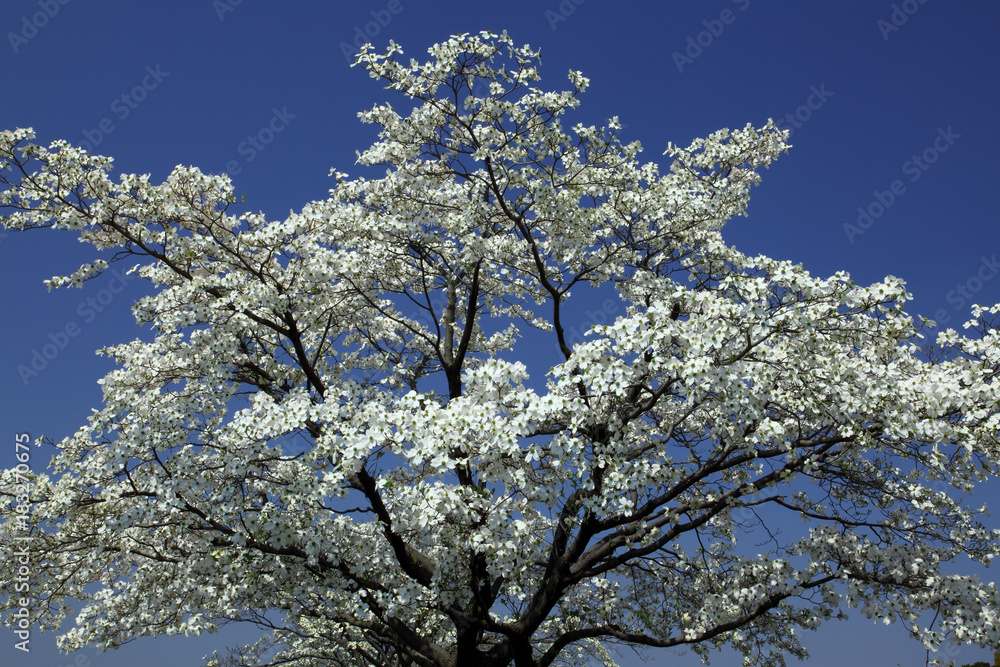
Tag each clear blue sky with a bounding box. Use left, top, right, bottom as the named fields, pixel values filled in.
left=1, top=1, right=998, bottom=665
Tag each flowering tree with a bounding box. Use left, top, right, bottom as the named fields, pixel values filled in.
left=2, top=31, right=1000, bottom=667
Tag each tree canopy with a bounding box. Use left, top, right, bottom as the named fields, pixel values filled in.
left=2, top=31, right=999, bottom=667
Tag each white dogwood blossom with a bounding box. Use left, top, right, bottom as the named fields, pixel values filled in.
left=2, top=31, right=999, bottom=667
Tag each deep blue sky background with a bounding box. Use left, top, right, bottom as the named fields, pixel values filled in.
left=1, top=1, right=998, bottom=665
